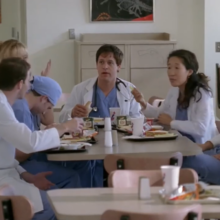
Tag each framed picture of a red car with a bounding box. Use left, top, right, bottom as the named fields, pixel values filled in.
left=90, top=0, right=154, bottom=22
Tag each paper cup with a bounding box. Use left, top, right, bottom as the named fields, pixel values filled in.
left=130, top=117, right=144, bottom=136
left=104, top=117, right=112, bottom=131
left=109, top=108, right=120, bottom=125
left=161, top=165, right=180, bottom=195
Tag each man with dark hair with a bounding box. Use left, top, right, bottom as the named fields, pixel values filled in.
left=59, top=44, right=141, bottom=187
left=13, top=75, right=91, bottom=189
left=0, top=58, right=84, bottom=220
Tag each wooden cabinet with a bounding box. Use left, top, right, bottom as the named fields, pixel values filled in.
left=75, top=33, right=176, bottom=98
left=131, top=69, right=171, bottom=101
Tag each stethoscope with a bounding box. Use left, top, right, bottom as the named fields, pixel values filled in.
left=92, top=78, right=131, bottom=112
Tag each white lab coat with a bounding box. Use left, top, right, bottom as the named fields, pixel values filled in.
left=0, top=91, right=60, bottom=213
left=59, top=77, right=141, bottom=122
left=142, top=87, right=218, bottom=144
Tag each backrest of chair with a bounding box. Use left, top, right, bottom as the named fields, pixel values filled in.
left=108, top=169, right=198, bottom=188
left=152, top=99, right=165, bottom=108
left=101, top=205, right=202, bottom=220
left=0, top=185, right=33, bottom=220
left=104, top=155, right=179, bottom=174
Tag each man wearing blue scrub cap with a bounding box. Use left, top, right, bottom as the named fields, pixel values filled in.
left=12, top=75, right=93, bottom=189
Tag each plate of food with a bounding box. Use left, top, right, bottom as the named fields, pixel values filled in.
left=117, top=125, right=164, bottom=134
left=46, top=142, right=91, bottom=154
left=116, top=125, right=132, bottom=134
left=160, top=182, right=220, bottom=204
left=122, top=130, right=178, bottom=141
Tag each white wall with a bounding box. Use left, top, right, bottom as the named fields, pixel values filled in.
left=26, top=0, right=204, bottom=92
left=0, top=0, right=21, bottom=41
left=204, top=0, right=220, bottom=118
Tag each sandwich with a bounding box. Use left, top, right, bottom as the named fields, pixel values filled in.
left=145, top=130, right=169, bottom=137
left=85, top=101, right=92, bottom=116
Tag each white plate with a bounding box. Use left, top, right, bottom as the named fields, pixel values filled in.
left=123, top=133, right=178, bottom=140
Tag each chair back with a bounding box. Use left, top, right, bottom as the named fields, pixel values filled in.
left=0, top=185, right=33, bottom=220
left=104, top=153, right=183, bottom=174
left=108, top=169, right=198, bottom=188
left=101, top=205, right=202, bottom=220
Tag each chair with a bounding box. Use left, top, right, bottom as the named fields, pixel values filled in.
left=104, top=153, right=183, bottom=174
left=0, top=185, right=33, bottom=220
left=55, top=93, right=70, bottom=112
left=148, top=96, right=164, bottom=107
left=108, top=169, right=198, bottom=188
left=101, top=205, right=202, bottom=220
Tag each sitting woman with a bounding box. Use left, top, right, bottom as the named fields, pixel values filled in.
left=132, top=49, right=218, bottom=144
left=132, top=49, right=220, bottom=185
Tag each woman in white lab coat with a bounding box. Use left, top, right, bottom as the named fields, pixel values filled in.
left=133, top=49, right=218, bottom=144
left=132, top=49, right=220, bottom=185
left=0, top=58, right=83, bottom=219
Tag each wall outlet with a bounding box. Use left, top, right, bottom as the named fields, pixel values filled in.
left=69, top=29, right=75, bottom=39
left=216, top=42, right=220, bottom=52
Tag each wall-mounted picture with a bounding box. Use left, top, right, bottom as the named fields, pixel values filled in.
left=90, top=0, right=154, bottom=22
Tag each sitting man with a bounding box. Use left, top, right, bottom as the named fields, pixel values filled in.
left=13, top=75, right=92, bottom=188
left=59, top=44, right=142, bottom=186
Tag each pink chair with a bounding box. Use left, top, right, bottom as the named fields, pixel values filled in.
left=108, top=169, right=198, bottom=188
left=104, top=154, right=183, bottom=174
left=101, top=205, right=202, bottom=220
left=0, top=185, right=33, bottom=220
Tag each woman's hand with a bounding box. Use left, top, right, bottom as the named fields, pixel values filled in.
left=131, top=88, right=147, bottom=109
left=158, top=113, right=173, bottom=125
left=41, top=60, right=51, bottom=77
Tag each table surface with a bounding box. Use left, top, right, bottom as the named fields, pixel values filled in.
left=47, top=129, right=202, bottom=161
left=47, top=186, right=220, bottom=220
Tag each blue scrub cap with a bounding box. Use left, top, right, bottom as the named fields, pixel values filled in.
left=31, top=75, right=62, bottom=106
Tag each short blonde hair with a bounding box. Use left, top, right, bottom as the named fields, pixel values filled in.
left=0, top=39, right=28, bottom=62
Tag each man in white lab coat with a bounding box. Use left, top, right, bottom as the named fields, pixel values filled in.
left=59, top=44, right=141, bottom=187
left=0, top=58, right=83, bottom=220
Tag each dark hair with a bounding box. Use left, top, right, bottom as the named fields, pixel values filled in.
left=96, top=44, right=123, bottom=66
left=0, top=57, right=31, bottom=91
left=168, top=49, right=212, bottom=108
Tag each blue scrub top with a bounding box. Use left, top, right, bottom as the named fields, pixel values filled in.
left=12, top=99, right=34, bottom=131
left=175, top=105, right=195, bottom=142
left=89, top=86, right=119, bottom=118
left=12, top=99, right=45, bottom=161
left=32, top=114, right=41, bottom=131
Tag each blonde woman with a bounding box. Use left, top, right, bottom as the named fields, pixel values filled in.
left=0, top=39, right=53, bottom=127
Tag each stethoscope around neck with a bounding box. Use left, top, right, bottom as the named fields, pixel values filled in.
left=92, top=78, right=130, bottom=112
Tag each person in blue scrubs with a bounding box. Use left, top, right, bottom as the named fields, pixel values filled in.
left=13, top=75, right=93, bottom=188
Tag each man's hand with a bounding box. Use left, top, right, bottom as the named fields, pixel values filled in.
left=21, top=171, right=54, bottom=190
left=45, top=118, right=84, bottom=136
left=158, top=113, right=173, bottom=126
left=131, top=88, right=147, bottom=109
left=41, top=60, right=51, bottom=77
left=32, top=172, right=54, bottom=190
left=213, top=154, right=220, bottom=160
left=63, top=118, right=84, bottom=133
left=198, top=141, right=214, bottom=151
left=71, top=105, right=88, bottom=117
